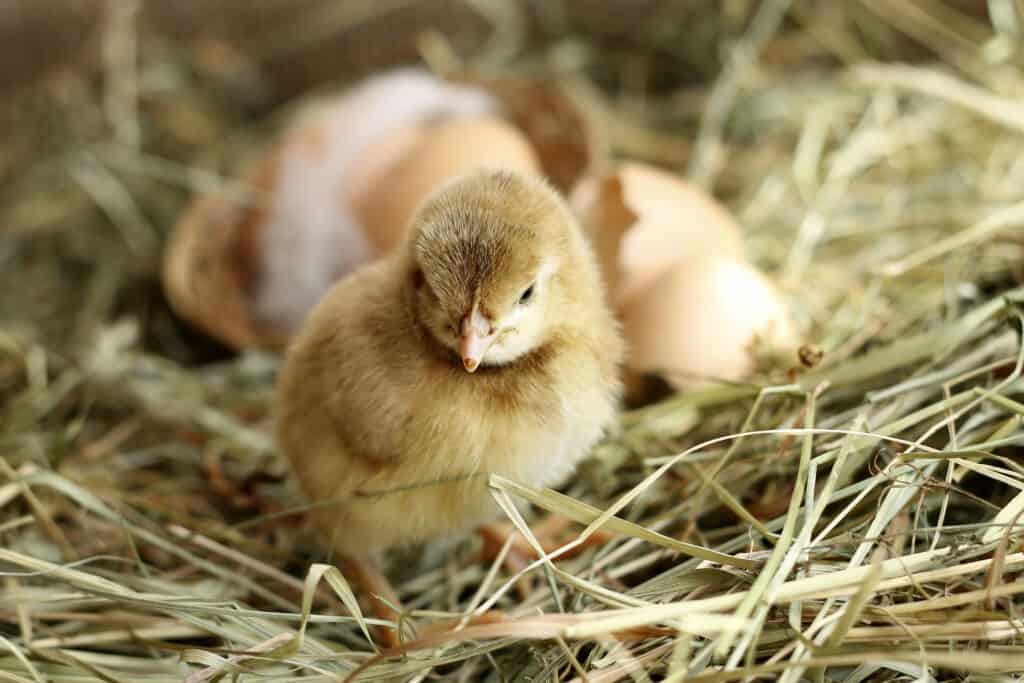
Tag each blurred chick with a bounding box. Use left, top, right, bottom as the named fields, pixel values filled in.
left=276, top=168, right=622, bottom=563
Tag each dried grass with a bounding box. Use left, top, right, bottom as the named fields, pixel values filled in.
left=4, top=1, right=1024, bottom=681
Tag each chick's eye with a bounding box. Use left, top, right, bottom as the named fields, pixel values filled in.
left=518, top=283, right=536, bottom=305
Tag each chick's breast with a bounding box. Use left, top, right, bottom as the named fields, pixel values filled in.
left=275, top=258, right=619, bottom=557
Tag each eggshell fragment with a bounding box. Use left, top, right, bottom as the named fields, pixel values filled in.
left=164, top=68, right=502, bottom=347
left=349, top=116, right=541, bottom=253
left=621, top=256, right=796, bottom=389
left=163, top=66, right=599, bottom=351
left=460, top=75, right=600, bottom=192
left=573, top=162, right=744, bottom=308
left=252, top=68, right=502, bottom=340
left=162, top=151, right=283, bottom=349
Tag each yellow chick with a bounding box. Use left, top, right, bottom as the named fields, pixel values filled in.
left=275, top=169, right=623, bottom=563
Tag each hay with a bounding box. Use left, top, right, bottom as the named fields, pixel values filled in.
left=3, top=1, right=1024, bottom=681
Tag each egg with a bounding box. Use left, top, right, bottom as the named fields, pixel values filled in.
left=621, top=256, right=796, bottom=389
left=572, top=162, right=744, bottom=308
left=348, top=116, right=541, bottom=253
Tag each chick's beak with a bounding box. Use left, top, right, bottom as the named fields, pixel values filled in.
left=459, top=309, right=494, bottom=373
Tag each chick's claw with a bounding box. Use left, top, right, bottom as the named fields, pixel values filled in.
left=338, top=555, right=405, bottom=650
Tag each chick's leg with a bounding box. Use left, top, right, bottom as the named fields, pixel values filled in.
left=338, top=555, right=403, bottom=650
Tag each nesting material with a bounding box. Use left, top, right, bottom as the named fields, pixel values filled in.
left=9, top=2, right=1024, bottom=680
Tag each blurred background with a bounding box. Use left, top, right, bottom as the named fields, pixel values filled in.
left=0, top=0, right=1015, bottom=366
left=5, top=3, right=1024, bottom=680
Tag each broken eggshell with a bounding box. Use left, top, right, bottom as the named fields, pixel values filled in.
left=572, top=161, right=795, bottom=391
left=163, top=67, right=597, bottom=350
left=621, top=255, right=796, bottom=390
left=234, top=68, right=506, bottom=343
left=572, top=162, right=744, bottom=309
left=348, top=115, right=540, bottom=255
left=162, top=150, right=282, bottom=350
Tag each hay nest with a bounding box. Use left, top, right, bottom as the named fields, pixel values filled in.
left=3, top=1, right=1024, bottom=681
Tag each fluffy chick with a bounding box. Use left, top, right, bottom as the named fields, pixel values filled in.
left=275, top=169, right=623, bottom=559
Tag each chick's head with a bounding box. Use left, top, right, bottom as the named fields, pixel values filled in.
left=408, top=169, right=582, bottom=372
